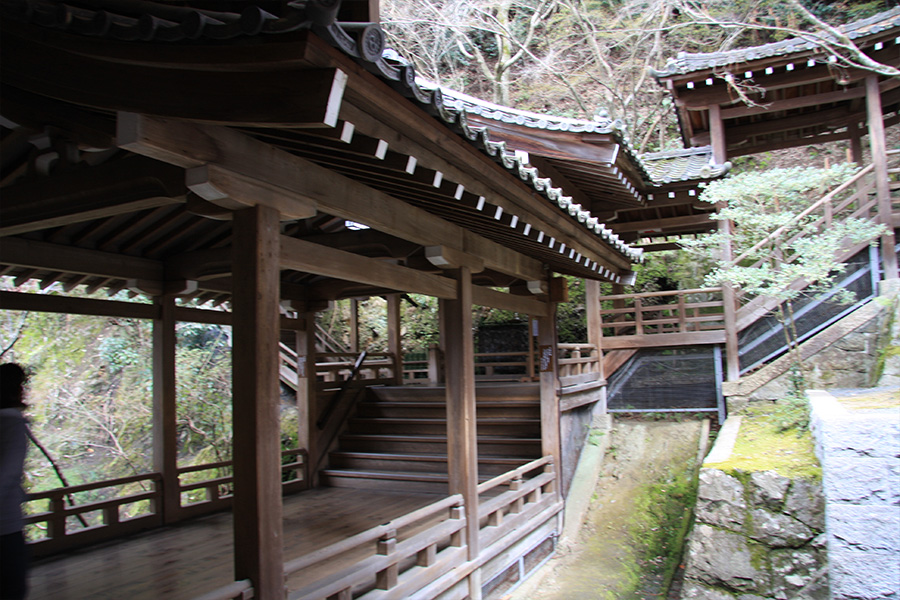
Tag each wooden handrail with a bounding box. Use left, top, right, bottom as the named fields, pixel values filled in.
left=597, top=287, right=722, bottom=302
left=477, top=456, right=552, bottom=495
left=316, top=351, right=367, bottom=430
left=26, top=472, right=162, bottom=499
left=191, top=579, right=253, bottom=600
left=731, top=155, right=897, bottom=265
left=283, top=493, right=463, bottom=576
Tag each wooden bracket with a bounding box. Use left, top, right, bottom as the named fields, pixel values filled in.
left=424, top=246, right=485, bottom=273
left=127, top=279, right=198, bottom=297
left=186, top=164, right=317, bottom=221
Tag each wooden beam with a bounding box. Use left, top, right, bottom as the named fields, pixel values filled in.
left=0, top=155, right=186, bottom=236
left=600, top=331, right=727, bottom=349
left=471, top=286, right=550, bottom=317
left=719, top=78, right=900, bottom=120
left=231, top=205, right=283, bottom=599
left=2, top=30, right=348, bottom=128
left=0, top=290, right=157, bottom=319
left=609, top=214, right=715, bottom=234
left=0, top=237, right=163, bottom=282
left=281, top=236, right=457, bottom=299
left=118, top=113, right=547, bottom=282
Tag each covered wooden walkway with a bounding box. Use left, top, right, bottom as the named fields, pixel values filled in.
left=29, top=487, right=443, bottom=600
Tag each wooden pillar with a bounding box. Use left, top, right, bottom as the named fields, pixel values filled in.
left=585, top=279, right=604, bottom=381
left=536, top=308, right=561, bottom=481
left=440, top=267, right=481, bottom=599
left=152, top=294, right=179, bottom=524
left=719, top=215, right=740, bottom=381
left=296, top=312, right=318, bottom=484
left=849, top=121, right=864, bottom=164
left=709, top=104, right=727, bottom=164
left=386, top=294, right=403, bottom=384
left=231, top=205, right=284, bottom=599
left=349, top=299, right=359, bottom=353
left=866, top=75, right=899, bottom=280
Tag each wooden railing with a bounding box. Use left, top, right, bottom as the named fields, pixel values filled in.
left=279, top=344, right=398, bottom=391
left=25, top=449, right=308, bottom=557
left=597, top=288, right=726, bottom=349
left=285, top=494, right=467, bottom=600
left=477, top=456, right=558, bottom=549
left=557, top=343, right=601, bottom=388
left=178, top=448, right=307, bottom=517
left=733, top=152, right=899, bottom=327
left=474, top=350, right=534, bottom=381
left=24, top=472, right=163, bottom=555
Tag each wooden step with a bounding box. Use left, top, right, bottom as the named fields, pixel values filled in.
left=354, top=401, right=539, bottom=419
left=337, top=434, right=542, bottom=457
left=370, top=383, right=539, bottom=403
left=319, top=469, right=450, bottom=493
left=328, top=451, right=526, bottom=476
left=346, top=417, right=541, bottom=437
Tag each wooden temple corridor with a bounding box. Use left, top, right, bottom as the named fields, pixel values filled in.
left=28, top=487, right=444, bottom=600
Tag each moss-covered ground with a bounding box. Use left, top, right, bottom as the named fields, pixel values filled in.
left=704, top=400, right=821, bottom=479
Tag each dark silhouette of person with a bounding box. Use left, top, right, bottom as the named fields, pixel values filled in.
left=0, top=363, right=29, bottom=600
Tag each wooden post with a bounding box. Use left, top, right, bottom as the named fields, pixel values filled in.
left=866, top=75, right=898, bottom=280
left=296, top=313, right=318, bottom=485
left=349, top=299, right=359, bottom=353
left=386, top=294, right=403, bottom=384
left=152, top=294, right=179, bottom=524
left=709, top=104, right=727, bottom=164
left=721, top=218, right=740, bottom=381
left=231, top=205, right=284, bottom=600
left=536, top=306, right=561, bottom=491
left=585, top=280, right=603, bottom=381
left=849, top=121, right=864, bottom=165
left=441, top=267, right=481, bottom=600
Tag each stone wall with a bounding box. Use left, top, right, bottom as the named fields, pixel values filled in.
left=680, top=469, right=828, bottom=600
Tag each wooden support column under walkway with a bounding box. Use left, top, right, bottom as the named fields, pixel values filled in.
left=866, top=74, right=899, bottom=280
left=441, top=266, right=482, bottom=600
left=231, top=204, right=284, bottom=600
left=152, top=294, right=179, bottom=525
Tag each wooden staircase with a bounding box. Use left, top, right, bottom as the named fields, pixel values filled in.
left=320, top=383, right=543, bottom=493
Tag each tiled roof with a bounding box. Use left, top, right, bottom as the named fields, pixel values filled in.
left=2, top=0, right=651, bottom=263
left=652, top=7, right=900, bottom=77
left=641, top=147, right=732, bottom=184
left=437, top=88, right=730, bottom=186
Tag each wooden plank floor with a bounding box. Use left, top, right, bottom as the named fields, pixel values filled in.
left=28, top=487, right=444, bottom=600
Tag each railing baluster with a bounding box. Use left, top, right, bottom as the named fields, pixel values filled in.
left=375, top=528, right=398, bottom=590
left=48, top=492, right=66, bottom=539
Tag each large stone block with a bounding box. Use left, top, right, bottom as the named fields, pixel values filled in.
left=750, top=470, right=791, bottom=510
left=698, top=469, right=747, bottom=506
left=784, top=478, right=826, bottom=530
left=770, top=548, right=829, bottom=600
left=749, top=508, right=815, bottom=548
left=684, top=524, right=770, bottom=594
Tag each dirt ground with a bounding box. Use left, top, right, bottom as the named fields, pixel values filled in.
left=507, top=418, right=705, bottom=600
